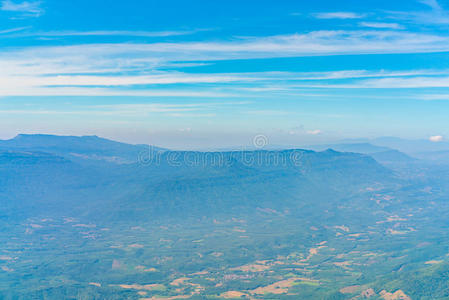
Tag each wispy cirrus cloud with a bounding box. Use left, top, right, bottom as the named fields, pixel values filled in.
left=0, top=26, right=30, bottom=34
left=2, top=68, right=448, bottom=97
left=1, top=0, right=43, bottom=17
left=389, top=0, right=449, bottom=24
left=246, top=110, right=291, bottom=116
left=359, top=22, right=404, bottom=29
left=5, top=30, right=449, bottom=67
left=419, top=94, right=449, bottom=100
left=313, top=12, right=365, bottom=19
left=0, top=102, right=248, bottom=118
left=2, top=30, right=449, bottom=96
left=419, top=0, right=442, bottom=11
left=291, top=76, right=449, bottom=89
left=13, top=29, right=208, bottom=38
left=356, top=76, right=449, bottom=88
left=0, top=73, right=258, bottom=86
left=93, top=102, right=250, bottom=112
left=0, top=83, right=236, bottom=97
left=287, top=69, right=448, bottom=80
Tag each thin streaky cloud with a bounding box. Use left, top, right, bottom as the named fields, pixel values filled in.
left=0, top=73, right=259, bottom=87
left=313, top=12, right=365, bottom=19
left=0, top=101, right=249, bottom=116
left=2, top=69, right=448, bottom=97
left=1, top=0, right=43, bottom=17
left=0, top=26, right=30, bottom=34
left=0, top=86, right=236, bottom=97
left=167, top=113, right=216, bottom=118
left=0, top=110, right=215, bottom=117
left=286, top=69, right=449, bottom=80
left=418, top=0, right=442, bottom=11
left=290, top=76, right=449, bottom=89
left=93, top=102, right=251, bottom=111
left=388, top=0, right=449, bottom=24
left=246, top=110, right=291, bottom=116
left=349, top=76, right=449, bottom=89
left=4, top=30, right=449, bottom=68
left=19, top=29, right=208, bottom=38
left=420, top=94, right=449, bottom=100
left=4, top=29, right=449, bottom=97
left=0, top=110, right=132, bottom=116
left=359, top=22, right=404, bottom=29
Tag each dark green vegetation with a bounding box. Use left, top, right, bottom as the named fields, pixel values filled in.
left=1, top=135, right=449, bottom=299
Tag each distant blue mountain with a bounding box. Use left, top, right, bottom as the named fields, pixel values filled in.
left=0, top=135, right=393, bottom=221
left=369, top=149, right=416, bottom=164
left=372, top=137, right=449, bottom=154
left=306, top=142, right=392, bottom=154
left=303, top=142, right=416, bottom=165
left=0, top=134, right=166, bottom=164
left=337, top=137, right=449, bottom=155
left=412, top=150, right=449, bottom=164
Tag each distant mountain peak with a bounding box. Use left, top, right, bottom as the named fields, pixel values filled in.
left=1, top=133, right=167, bottom=164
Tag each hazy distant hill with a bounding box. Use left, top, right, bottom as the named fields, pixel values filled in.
left=412, top=150, right=449, bottom=164
left=372, top=137, right=449, bottom=154
left=369, top=149, right=417, bottom=164
left=0, top=150, right=112, bottom=219
left=322, top=137, right=449, bottom=164
left=113, top=149, right=392, bottom=219
left=0, top=134, right=166, bottom=164
left=306, top=142, right=392, bottom=154
left=336, top=137, right=449, bottom=156
left=0, top=135, right=393, bottom=221
left=304, top=142, right=416, bottom=165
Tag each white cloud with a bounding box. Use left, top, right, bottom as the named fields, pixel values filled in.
left=46, top=31, right=449, bottom=57
left=3, top=30, right=449, bottom=96
left=1, top=0, right=43, bottom=17
left=4, top=30, right=449, bottom=71
left=246, top=110, right=291, bottom=116
left=0, top=26, right=29, bottom=34
left=420, top=94, right=449, bottom=100
left=313, top=12, right=365, bottom=19
left=388, top=0, right=449, bottom=24
left=0, top=73, right=257, bottom=86
left=334, top=76, right=449, bottom=89
left=16, top=29, right=205, bottom=38
left=359, top=22, right=404, bottom=29
left=288, top=69, right=447, bottom=80
left=307, top=129, right=322, bottom=135
left=429, top=135, right=444, bottom=142
left=0, top=86, right=234, bottom=97
left=0, top=102, right=248, bottom=117
left=286, top=73, right=449, bottom=89
left=167, top=113, right=215, bottom=118
left=94, top=102, right=249, bottom=112
left=2, top=68, right=446, bottom=97
left=419, top=0, right=442, bottom=11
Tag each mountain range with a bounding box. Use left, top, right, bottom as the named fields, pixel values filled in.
left=0, top=134, right=394, bottom=222
left=3, top=134, right=449, bottom=299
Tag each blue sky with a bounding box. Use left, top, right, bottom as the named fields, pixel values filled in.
left=1, top=0, right=449, bottom=148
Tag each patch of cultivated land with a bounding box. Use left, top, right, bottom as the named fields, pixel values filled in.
left=0, top=211, right=438, bottom=299
left=248, top=277, right=309, bottom=295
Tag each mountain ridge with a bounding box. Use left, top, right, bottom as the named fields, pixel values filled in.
left=0, top=134, right=394, bottom=221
